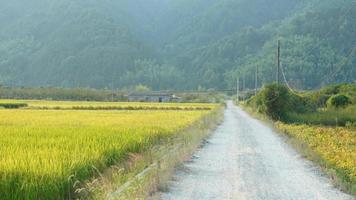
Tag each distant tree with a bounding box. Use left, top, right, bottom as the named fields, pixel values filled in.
left=134, top=84, right=151, bottom=92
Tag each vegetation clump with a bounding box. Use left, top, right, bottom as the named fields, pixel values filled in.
left=248, top=83, right=356, bottom=126
left=254, top=84, right=291, bottom=120
left=248, top=83, right=314, bottom=120
left=326, top=94, right=351, bottom=109
left=0, top=102, right=28, bottom=109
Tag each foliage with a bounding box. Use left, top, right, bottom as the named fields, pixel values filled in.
left=0, top=0, right=355, bottom=90
left=134, top=84, right=151, bottom=92
left=178, top=92, right=226, bottom=104
left=0, top=87, right=126, bottom=101
left=248, top=84, right=315, bottom=120
left=327, top=94, right=351, bottom=108
left=309, top=84, right=356, bottom=107
left=0, top=102, right=27, bottom=109
left=224, top=1, right=355, bottom=90
left=0, top=102, right=219, bottom=199
left=285, top=105, right=356, bottom=126
left=248, top=83, right=355, bottom=125
left=276, top=123, right=356, bottom=194
left=255, top=84, right=291, bottom=120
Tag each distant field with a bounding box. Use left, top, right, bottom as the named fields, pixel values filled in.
left=0, top=101, right=219, bottom=199
left=0, top=99, right=215, bottom=110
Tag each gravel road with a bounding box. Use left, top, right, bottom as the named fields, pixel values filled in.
left=159, top=101, right=354, bottom=200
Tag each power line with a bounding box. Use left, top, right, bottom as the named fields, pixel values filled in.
left=320, top=44, right=356, bottom=87
left=255, top=66, right=258, bottom=95
left=276, top=40, right=281, bottom=84
left=282, top=2, right=355, bottom=89
left=280, top=62, right=299, bottom=95
left=277, top=40, right=299, bottom=94
left=236, top=77, right=240, bottom=101
left=297, top=2, right=355, bottom=62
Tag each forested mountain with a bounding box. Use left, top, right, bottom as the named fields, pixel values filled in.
left=220, top=0, right=356, bottom=90
left=0, top=0, right=354, bottom=90
left=0, top=0, right=153, bottom=88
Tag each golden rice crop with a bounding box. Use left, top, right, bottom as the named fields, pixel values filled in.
left=0, top=104, right=217, bottom=200
left=276, top=123, right=356, bottom=192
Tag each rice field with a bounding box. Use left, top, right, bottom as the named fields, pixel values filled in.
left=0, top=100, right=219, bottom=199
left=276, top=123, right=356, bottom=194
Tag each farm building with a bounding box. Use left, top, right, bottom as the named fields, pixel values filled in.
left=127, top=92, right=182, bottom=102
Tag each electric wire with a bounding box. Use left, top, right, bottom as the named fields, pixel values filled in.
left=282, top=2, right=355, bottom=91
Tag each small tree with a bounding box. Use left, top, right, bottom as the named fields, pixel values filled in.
left=259, top=84, right=291, bottom=120
left=327, top=94, right=351, bottom=108
left=135, top=84, right=151, bottom=92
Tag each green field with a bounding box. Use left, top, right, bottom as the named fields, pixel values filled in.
left=0, top=100, right=219, bottom=199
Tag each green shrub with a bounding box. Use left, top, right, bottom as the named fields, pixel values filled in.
left=256, top=84, right=291, bottom=120
left=0, top=103, right=28, bottom=109
left=247, top=83, right=355, bottom=126
left=327, top=94, right=351, bottom=108
left=248, top=84, right=316, bottom=120
left=289, top=94, right=316, bottom=113
left=309, top=83, right=356, bottom=107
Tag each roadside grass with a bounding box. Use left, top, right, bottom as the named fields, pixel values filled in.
left=285, top=105, right=356, bottom=126
left=0, top=103, right=220, bottom=200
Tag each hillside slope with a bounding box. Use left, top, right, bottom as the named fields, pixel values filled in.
left=0, top=0, right=354, bottom=90
left=0, top=0, right=152, bottom=88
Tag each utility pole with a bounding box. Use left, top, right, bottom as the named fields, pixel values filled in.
left=276, top=40, right=281, bottom=84
left=242, top=75, right=245, bottom=101
left=255, top=66, right=258, bottom=96
left=236, top=77, right=239, bottom=102
left=111, top=77, right=115, bottom=102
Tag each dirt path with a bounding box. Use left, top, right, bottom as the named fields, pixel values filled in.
left=159, top=101, right=354, bottom=200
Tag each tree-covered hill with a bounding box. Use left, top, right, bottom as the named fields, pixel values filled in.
left=0, top=0, right=153, bottom=88
left=0, top=0, right=354, bottom=90
left=222, top=0, right=356, bottom=90
left=162, top=0, right=355, bottom=90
